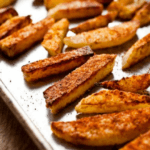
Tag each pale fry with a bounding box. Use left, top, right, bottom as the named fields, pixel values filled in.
left=44, top=54, right=116, bottom=114
left=0, top=17, right=54, bottom=57
left=70, top=11, right=117, bottom=34
left=47, top=0, right=103, bottom=20
left=42, top=18, right=69, bottom=56
left=0, top=16, right=32, bottom=40
left=51, top=108, right=150, bottom=146
left=64, top=21, right=139, bottom=49
left=21, top=46, right=94, bottom=82
left=101, top=74, right=150, bottom=93
left=75, top=89, right=150, bottom=114
left=122, top=33, right=150, bottom=69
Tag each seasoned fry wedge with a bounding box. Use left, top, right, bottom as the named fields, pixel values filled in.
left=64, top=21, right=139, bottom=49
left=51, top=108, right=150, bottom=146
left=21, top=46, right=94, bottom=82
left=75, top=89, right=150, bottom=114
left=101, top=74, right=150, bottom=93
left=44, top=0, right=112, bottom=9
left=0, top=15, right=32, bottom=40
left=42, top=18, right=69, bottom=56
left=107, top=0, right=134, bottom=12
left=44, top=54, right=116, bottom=114
left=0, top=0, right=16, bottom=8
left=119, top=0, right=146, bottom=20
left=120, top=130, right=150, bottom=150
left=0, top=17, right=54, bottom=58
left=47, top=1, right=103, bottom=20
left=0, top=7, right=18, bottom=25
left=133, top=2, right=150, bottom=27
left=122, top=33, right=150, bottom=69
left=70, top=11, right=118, bottom=34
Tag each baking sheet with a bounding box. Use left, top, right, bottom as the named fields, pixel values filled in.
left=0, top=0, right=150, bottom=150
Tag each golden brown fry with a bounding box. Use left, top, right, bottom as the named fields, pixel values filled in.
left=0, top=7, right=18, bottom=25
left=96, top=0, right=113, bottom=4
left=119, top=0, right=146, bottom=20
left=133, top=2, right=150, bottom=27
left=0, top=15, right=32, bottom=40
left=120, top=130, right=150, bottom=150
left=75, top=89, right=150, bottom=114
left=0, top=0, right=16, bottom=8
left=117, top=0, right=134, bottom=5
left=122, top=33, right=150, bottom=69
left=47, top=0, right=103, bottom=20
left=44, top=0, right=112, bottom=9
left=44, top=54, right=116, bottom=114
left=0, top=17, right=54, bottom=58
left=70, top=11, right=118, bottom=34
left=21, top=46, right=94, bottom=82
left=42, top=18, right=69, bottom=56
left=51, top=108, right=150, bottom=146
left=101, top=74, right=150, bottom=93
left=64, top=21, right=139, bottom=49
left=107, top=0, right=134, bottom=12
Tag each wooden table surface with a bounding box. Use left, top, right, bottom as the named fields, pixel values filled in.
left=0, top=97, right=39, bottom=150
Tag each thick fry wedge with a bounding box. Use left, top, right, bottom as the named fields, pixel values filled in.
left=133, top=2, right=150, bottom=27
left=47, top=0, right=103, bottom=20
left=64, top=21, right=139, bottom=49
left=42, top=18, right=69, bottom=56
left=21, top=46, right=94, bottom=82
left=119, top=0, right=146, bottom=20
left=44, top=0, right=112, bottom=9
left=70, top=11, right=117, bottom=34
left=44, top=54, right=116, bottom=114
left=51, top=108, right=150, bottom=146
left=107, top=0, right=134, bottom=12
left=0, top=17, right=54, bottom=58
left=75, top=89, right=150, bottom=114
left=0, top=16, right=32, bottom=40
left=0, top=0, right=16, bottom=8
left=101, top=74, right=150, bottom=93
left=122, top=33, right=150, bottom=69
left=0, top=7, right=18, bottom=25
left=120, top=130, right=150, bottom=150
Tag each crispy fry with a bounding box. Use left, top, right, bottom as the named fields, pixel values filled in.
left=75, top=89, right=150, bottom=114
left=21, top=46, right=94, bottom=82
left=0, top=7, right=18, bottom=25
left=42, top=18, right=69, bottom=56
left=44, top=0, right=112, bottom=9
left=119, top=0, right=146, bottom=20
left=47, top=0, right=103, bottom=20
left=0, top=0, right=16, bottom=8
left=120, top=130, right=150, bottom=150
left=44, top=54, right=116, bottom=114
left=51, top=108, right=150, bottom=146
left=0, top=15, right=32, bottom=40
left=101, top=74, right=150, bottom=93
left=64, top=21, right=139, bottom=49
left=0, top=17, right=54, bottom=57
left=107, top=0, right=134, bottom=12
left=133, top=2, right=150, bottom=27
left=122, top=33, right=150, bottom=69
left=70, top=11, right=117, bottom=34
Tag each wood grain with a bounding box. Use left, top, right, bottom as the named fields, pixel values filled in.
left=0, top=97, right=39, bottom=150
